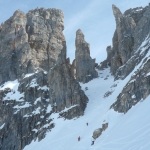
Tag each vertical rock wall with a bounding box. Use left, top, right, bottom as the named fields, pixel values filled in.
left=0, top=8, right=88, bottom=150
left=98, top=4, right=150, bottom=114
left=74, top=29, right=98, bottom=83
left=110, top=5, right=136, bottom=74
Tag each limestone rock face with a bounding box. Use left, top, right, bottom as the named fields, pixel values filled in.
left=124, top=6, right=147, bottom=24
left=0, top=8, right=88, bottom=150
left=0, top=10, right=29, bottom=83
left=75, top=29, right=98, bottom=83
left=108, top=4, right=150, bottom=113
left=111, top=58, right=150, bottom=113
left=26, top=8, right=65, bottom=71
left=48, top=55, right=88, bottom=118
left=98, top=4, right=149, bottom=78
left=114, top=5, right=150, bottom=80
left=0, top=72, right=54, bottom=150
left=99, top=5, right=138, bottom=74
left=110, top=5, right=136, bottom=74
left=97, top=4, right=150, bottom=115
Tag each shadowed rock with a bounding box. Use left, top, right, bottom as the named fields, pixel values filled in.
left=74, top=29, right=98, bottom=83
left=92, top=123, right=108, bottom=139
left=98, top=4, right=136, bottom=75
left=0, top=8, right=88, bottom=150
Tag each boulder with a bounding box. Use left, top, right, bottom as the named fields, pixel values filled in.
left=93, top=128, right=103, bottom=139
left=92, top=123, right=108, bottom=139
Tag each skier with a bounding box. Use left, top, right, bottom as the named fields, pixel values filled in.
left=91, top=136, right=95, bottom=145
left=86, top=122, right=88, bottom=126
left=78, top=136, right=80, bottom=141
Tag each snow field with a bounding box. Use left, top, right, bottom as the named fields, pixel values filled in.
left=24, top=65, right=150, bottom=150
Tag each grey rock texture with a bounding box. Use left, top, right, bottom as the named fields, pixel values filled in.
left=114, top=5, right=150, bottom=80
left=0, top=72, right=54, bottom=150
left=0, top=7, right=66, bottom=83
left=0, top=8, right=88, bottom=150
left=71, top=59, right=76, bottom=79
left=0, top=10, right=29, bottom=83
left=110, top=4, right=136, bottom=75
left=108, top=4, right=150, bottom=113
left=111, top=57, right=150, bottom=113
left=48, top=58, right=88, bottom=119
left=92, top=123, right=108, bottom=139
left=74, top=29, right=98, bottom=83
left=111, top=44, right=150, bottom=113
left=99, top=4, right=150, bottom=78
left=97, top=4, right=150, bottom=114
left=124, top=6, right=147, bottom=24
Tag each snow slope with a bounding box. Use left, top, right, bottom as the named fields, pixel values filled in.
left=24, top=65, right=150, bottom=150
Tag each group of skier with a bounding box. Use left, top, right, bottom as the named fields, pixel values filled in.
left=78, top=123, right=95, bottom=146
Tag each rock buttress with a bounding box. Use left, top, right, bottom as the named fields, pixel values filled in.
left=0, top=8, right=88, bottom=150
left=74, top=29, right=98, bottom=83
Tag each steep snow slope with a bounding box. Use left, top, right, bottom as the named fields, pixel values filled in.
left=24, top=61, right=150, bottom=150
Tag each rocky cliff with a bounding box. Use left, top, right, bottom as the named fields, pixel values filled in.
left=73, top=29, right=98, bottom=83
left=0, top=8, right=88, bottom=150
left=100, top=4, right=150, bottom=113
left=1, top=3, right=150, bottom=150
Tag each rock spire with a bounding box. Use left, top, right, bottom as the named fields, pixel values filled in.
left=74, top=29, right=98, bottom=83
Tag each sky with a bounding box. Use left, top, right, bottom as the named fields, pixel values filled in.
left=0, top=0, right=149, bottom=63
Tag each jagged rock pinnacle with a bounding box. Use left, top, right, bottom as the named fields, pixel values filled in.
left=0, top=7, right=88, bottom=150
left=112, top=4, right=123, bottom=18
left=75, top=29, right=98, bottom=83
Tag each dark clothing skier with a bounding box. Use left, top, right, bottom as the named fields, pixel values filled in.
left=87, top=123, right=88, bottom=126
left=91, top=136, right=95, bottom=145
left=91, top=141, right=94, bottom=145
left=78, top=136, right=80, bottom=141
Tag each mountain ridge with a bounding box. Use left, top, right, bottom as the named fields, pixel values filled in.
left=0, top=3, right=150, bottom=150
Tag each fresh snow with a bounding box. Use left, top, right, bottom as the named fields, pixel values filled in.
left=146, top=72, right=150, bottom=77
left=34, top=97, right=41, bottom=105
left=13, top=102, right=32, bottom=112
left=26, top=77, right=49, bottom=90
left=135, top=8, right=143, bottom=12
left=29, top=79, right=38, bottom=87
left=23, top=107, right=41, bottom=118
left=132, top=95, right=136, bottom=99
left=46, top=105, right=52, bottom=113
left=59, top=105, right=79, bottom=113
left=0, top=80, right=17, bottom=90
left=38, top=85, right=49, bottom=91
left=32, top=107, right=41, bottom=115
left=23, top=73, right=34, bottom=79
left=24, top=66, right=150, bottom=150
left=32, top=129, right=38, bottom=133
left=10, top=37, right=150, bottom=149
left=23, top=55, right=150, bottom=150
left=0, top=80, right=24, bottom=102
left=0, top=123, right=5, bottom=130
